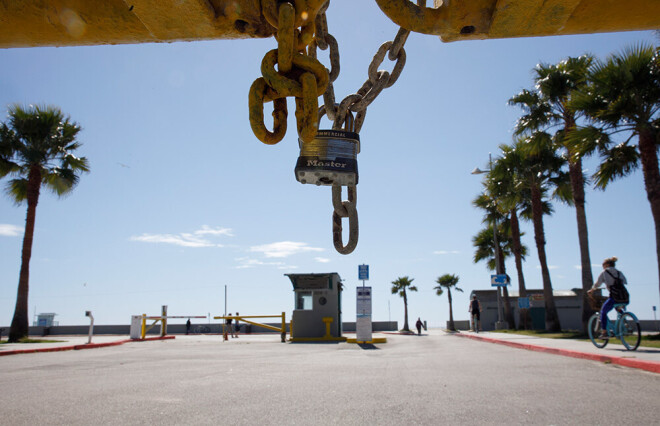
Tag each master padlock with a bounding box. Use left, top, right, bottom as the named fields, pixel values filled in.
left=294, top=112, right=360, bottom=186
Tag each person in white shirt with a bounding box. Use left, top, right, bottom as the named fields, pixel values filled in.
left=588, top=256, right=628, bottom=339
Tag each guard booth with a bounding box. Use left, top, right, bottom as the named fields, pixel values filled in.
left=286, top=273, right=345, bottom=342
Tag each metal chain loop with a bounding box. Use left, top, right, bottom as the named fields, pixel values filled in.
left=249, top=0, right=420, bottom=255
left=311, top=0, right=416, bottom=133
left=332, top=184, right=358, bottom=254
left=249, top=0, right=329, bottom=145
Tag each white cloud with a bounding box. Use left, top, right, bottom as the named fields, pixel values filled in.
left=249, top=241, right=323, bottom=258
left=315, top=257, right=331, bottom=263
left=433, top=250, right=460, bottom=255
left=234, top=257, right=290, bottom=269
left=130, top=233, right=220, bottom=248
left=194, top=225, right=233, bottom=237
left=0, top=224, right=22, bottom=237
left=130, top=225, right=232, bottom=248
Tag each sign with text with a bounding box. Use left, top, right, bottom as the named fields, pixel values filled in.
left=356, top=286, right=372, bottom=316
left=356, top=286, right=372, bottom=342
left=491, top=274, right=509, bottom=287
left=358, top=264, right=369, bottom=281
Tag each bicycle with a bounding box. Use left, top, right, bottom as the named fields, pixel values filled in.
left=587, top=301, right=641, bottom=351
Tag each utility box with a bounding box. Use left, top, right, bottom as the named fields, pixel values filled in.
left=286, top=273, right=343, bottom=341
left=130, top=315, right=142, bottom=340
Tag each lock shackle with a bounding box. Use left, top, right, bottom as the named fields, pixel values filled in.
left=318, top=105, right=355, bottom=133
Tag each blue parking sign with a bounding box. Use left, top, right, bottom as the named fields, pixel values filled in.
left=491, top=274, right=509, bottom=286
left=358, top=264, right=369, bottom=280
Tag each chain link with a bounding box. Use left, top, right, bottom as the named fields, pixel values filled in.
left=332, top=184, right=358, bottom=254
left=249, top=0, right=417, bottom=255
left=248, top=0, right=329, bottom=146
left=310, top=0, right=417, bottom=133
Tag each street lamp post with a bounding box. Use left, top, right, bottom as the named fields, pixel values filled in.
left=472, top=153, right=507, bottom=330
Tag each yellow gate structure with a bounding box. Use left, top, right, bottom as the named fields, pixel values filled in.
left=214, top=313, right=287, bottom=342
left=140, top=306, right=206, bottom=339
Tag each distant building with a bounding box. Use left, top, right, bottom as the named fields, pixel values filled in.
left=469, top=288, right=586, bottom=331
left=34, top=313, right=58, bottom=327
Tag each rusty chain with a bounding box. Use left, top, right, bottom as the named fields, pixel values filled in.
left=249, top=0, right=328, bottom=146
left=248, top=0, right=416, bottom=254
left=310, top=0, right=417, bottom=253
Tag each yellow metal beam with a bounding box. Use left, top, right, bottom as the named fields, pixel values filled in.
left=0, top=0, right=658, bottom=48
left=214, top=313, right=287, bottom=341
left=376, top=0, right=660, bottom=42
left=0, top=0, right=274, bottom=48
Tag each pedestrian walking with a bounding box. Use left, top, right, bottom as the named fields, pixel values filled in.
left=186, top=318, right=191, bottom=335
left=469, top=295, right=482, bottom=332
left=226, top=313, right=237, bottom=338
left=415, top=317, right=423, bottom=335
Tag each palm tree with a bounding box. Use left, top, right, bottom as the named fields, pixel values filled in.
left=471, top=194, right=517, bottom=329
left=434, top=274, right=463, bottom=331
left=570, top=44, right=660, bottom=301
left=493, top=138, right=571, bottom=331
left=0, top=104, right=89, bottom=342
left=509, top=55, right=596, bottom=332
left=489, top=149, right=553, bottom=329
left=391, top=276, right=417, bottom=332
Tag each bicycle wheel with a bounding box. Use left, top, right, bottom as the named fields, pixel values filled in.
left=618, top=312, right=641, bottom=351
left=588, top=313, right=608, bottom=348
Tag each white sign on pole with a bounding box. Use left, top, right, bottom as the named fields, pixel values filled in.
left=356, top=286, right=372, bottom=342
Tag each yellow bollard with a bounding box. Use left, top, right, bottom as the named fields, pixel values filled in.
left=322, top=317, right=333, bottom=338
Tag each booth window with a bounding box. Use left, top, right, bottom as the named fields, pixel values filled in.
left=296, top=291, right=313, bottom=310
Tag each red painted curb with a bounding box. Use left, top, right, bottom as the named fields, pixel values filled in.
left=0, top=335, right=176, bottom=356
left=455, top=333, right=660, bottom=374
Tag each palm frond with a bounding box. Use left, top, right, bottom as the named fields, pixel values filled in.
left=593, top=143, right=640, bottom=189
left=5, top=178, right=28, bottom=204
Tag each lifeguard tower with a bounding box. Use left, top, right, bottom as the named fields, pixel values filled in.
left=286, top=273, right=346, bottom=342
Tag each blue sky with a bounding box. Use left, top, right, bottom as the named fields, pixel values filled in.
left=1, top=2, right=658, bottom=328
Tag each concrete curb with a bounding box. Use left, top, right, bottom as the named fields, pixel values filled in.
left=455, top=332, right=660, bottom=374
left=0, top=335, right=175, bottom=357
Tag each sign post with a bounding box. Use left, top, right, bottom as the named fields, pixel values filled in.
left=356, top=286, right=372, bottom=342
left=356, top=264, right=371, bottom=342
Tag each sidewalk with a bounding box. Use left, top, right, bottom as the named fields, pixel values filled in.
left=0, top=335, right=172, bottom=356
left=454, top=330, right=660, bottom=374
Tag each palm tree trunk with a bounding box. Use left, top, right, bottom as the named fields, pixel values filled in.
left=568, top=156, right=595, bottom=333
left=638, top=127, right=660, bottom=303
left=497, top=253, right=516, bottom=329
left=530, top=182, right=561, bottom=332
left=9, top=166, right=41, bottom=342
left=403, top=290, right=410, bottom=331
left=447, top=288, right=455, bottom=331
left=510, top=209, right=531, bottom=329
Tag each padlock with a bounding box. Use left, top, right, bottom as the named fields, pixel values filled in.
left=295, top=112, right=360, bottom=186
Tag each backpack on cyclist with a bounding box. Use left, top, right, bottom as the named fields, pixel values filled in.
left=606, top=270, right=629, bottom=303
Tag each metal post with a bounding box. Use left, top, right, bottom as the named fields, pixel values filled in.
left=161, top=305, right=167, bottom=337
left=490, top=153, right=506, bottom=330
left=85, top=311, right=94, bottom=344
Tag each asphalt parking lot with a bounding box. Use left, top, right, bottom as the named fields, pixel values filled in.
left=1, top=329, right=659, bottom=425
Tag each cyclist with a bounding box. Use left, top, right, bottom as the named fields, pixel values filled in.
left=469, top=294, right=481, bottom=332
left=588, top=256, right=628, bottom=339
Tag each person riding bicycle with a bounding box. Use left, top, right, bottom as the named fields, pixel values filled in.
left=588, top=256, right=628, bottom=339
left=469, top=294, right=482, bottom=332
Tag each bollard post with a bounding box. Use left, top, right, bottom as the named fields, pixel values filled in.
left=85, top=311, right=94, bottom=344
